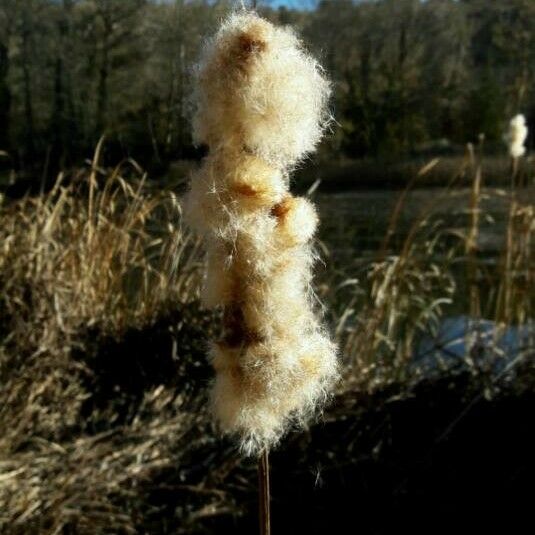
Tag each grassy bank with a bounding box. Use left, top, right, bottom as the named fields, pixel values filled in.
left=2, top=153, right=533, bottom=198
left=152, top=154, right=535, bottom=194
left=294, top=154, right=535, bottom=192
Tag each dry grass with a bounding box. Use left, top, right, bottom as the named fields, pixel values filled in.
left=0, top=143, right=201, bottom=439
left=0, top=141, right=201, bottom=355
left=0, top=146, right=236, bottom=533
left=1, top=397, right=210, bottom=534
left=0, top=145, right=534, bottom=532
left=330, top=147, right=535, bottom=392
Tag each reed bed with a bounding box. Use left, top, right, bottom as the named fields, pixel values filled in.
left=0, top=147, right=534, bottom=532
left=329, top=148, right=535, bottom=393
left=0, top=150, right=229, bottom=533
left=0, top=143, right=201, bottom=352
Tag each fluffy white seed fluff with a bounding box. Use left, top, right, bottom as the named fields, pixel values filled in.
left=192, top=12, right=332, bottom=170
left=183, top=12, right=338, bottom=455
left=505, top=114, right=528, bottom=158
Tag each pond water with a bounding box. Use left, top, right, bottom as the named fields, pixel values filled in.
left=314, top=186, right=533, bottom=272
left=315, top=186, right=535, bottom=365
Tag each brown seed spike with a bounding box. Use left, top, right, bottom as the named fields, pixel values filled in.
left=237, top=32, right=266, bottom=60
left=270, top=197, right=292, bottom=221
left=221, top=305, right=264, bottom=348
left=233, top=183, right=258, bottom=197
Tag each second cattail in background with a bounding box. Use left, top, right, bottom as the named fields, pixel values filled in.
left=505, top=114, right=528, bottom=159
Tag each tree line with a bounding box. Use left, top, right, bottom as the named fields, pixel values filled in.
left=0, top=0, right=534, bottom=178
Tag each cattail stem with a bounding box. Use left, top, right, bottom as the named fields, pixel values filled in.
left=497, top=157, right=519, bottom=323
left=510, top=156, right=519, bottom=186
left=258, top=449, right=271, bottom=535
left=466, top=164, right=481, bottom=319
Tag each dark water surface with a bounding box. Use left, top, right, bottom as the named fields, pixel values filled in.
left=315, top=186, right=535, bottom=270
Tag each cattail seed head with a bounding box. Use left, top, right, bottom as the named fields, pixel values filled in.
left=184, top=12, right=338, bottom=455
left=505, top=114, right=528, bottom=158
left=192, top=13, right=332, bottom=170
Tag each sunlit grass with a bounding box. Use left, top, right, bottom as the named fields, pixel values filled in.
left=0, top=146, right=533, bottom=531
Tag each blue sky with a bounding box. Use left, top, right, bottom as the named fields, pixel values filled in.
left=268, top=0, right=303, bottom=6
left=262, top=0, right=316, bottom=8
